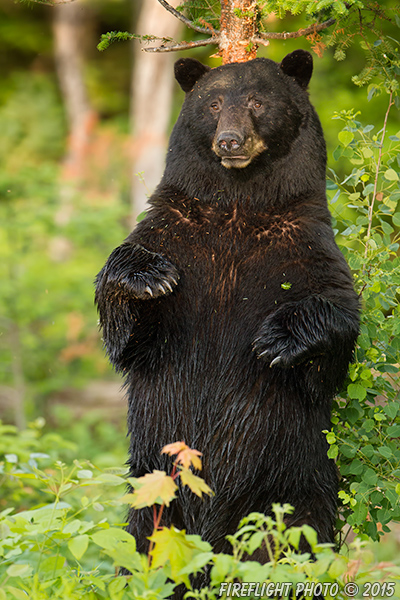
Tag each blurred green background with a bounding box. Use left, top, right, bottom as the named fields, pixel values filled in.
left=0, top=0, right=398, bottom=490
left=0, top=2, right=399, bottom=582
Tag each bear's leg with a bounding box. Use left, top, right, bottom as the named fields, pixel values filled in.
left=253, top=295, right=359, bottom=370
left=95, top=242, right=179, bottom=365
left=96, top=242, right=179, bottom=302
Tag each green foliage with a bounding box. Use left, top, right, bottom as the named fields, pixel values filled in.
left=0, top=71, right=130, bottom=419
left=1, top=426, right=399, bottom=599
left=177, top=0, right=221, bottom=31
left=326, top=101, right=400, bottom=542
left=97, top=31, right=173, bottom=52
left=0, top=73, right=66, bottom=169
left=262, top=0, right=364, bottom=18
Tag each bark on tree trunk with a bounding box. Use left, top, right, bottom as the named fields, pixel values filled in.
left=9, top=323, right=27, bottom=430
left=52, top=1, right=97, bottom=179
left=220, top=0, right=258, bottom=64
left=130, top=0, right=182, bottom=221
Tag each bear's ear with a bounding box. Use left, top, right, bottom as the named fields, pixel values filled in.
left=174, top=58, right=211, bottom=93
left=279, top=50, right=313, bottom=89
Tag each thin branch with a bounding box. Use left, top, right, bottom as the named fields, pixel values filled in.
left=156, top=0, right=219, bottom=35
left=22, top=0, right=75, bottom=5
left=364, top=91, right=394, bottom=259
left=143, top=36, right=219, bottom=53
left=257, top=17, right=336, bottom=40
left=252, top=37, right=270, bottom=47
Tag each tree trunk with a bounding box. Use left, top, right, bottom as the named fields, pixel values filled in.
left=220, top=0, right=258, bottom=64
left=52, top=1, right=97, bottom=180
left=130, top=0, right=182, bottom=221
left=9, top=323, right=27, bottom=430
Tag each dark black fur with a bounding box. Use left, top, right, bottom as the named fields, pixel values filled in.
left=95, top=52, right=360, bottom=593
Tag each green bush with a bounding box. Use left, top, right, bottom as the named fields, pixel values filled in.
left=1, top=426, right=399, bottom=600
left=326, top=98, right=400, bottom=542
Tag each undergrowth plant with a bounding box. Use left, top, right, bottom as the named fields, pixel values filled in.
left=326, top=92, right=400, bottom=543
left=1, top=426, right=400, bottom=599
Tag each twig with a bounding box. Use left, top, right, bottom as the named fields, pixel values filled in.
left=23, top=0, right=75, bottom=5
left=143, top=36, right=220, bottom=53
left=252, top=37, right=270, bottom=47
left=257, top=17, right=336, bottom=40
left=156, top=0, right=219, bottom=35
left=364, top=91, right=394, bottom=258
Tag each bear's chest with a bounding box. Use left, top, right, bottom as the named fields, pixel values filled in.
left=146, top=205, right=312, bottom=303
left=150, top=204, right=305, bottom=265
left=133, top=206, right=319, bottom=350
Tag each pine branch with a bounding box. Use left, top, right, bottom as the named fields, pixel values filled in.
left=143, top=36, right=220, bottom=53
left=156, top=0, right=219, bottom=35
left=257, top=17, right=336, bottom=40
left=97, top=31, right=175, bottom=52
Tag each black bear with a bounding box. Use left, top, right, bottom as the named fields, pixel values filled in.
left=96, top=50, right=360, bottom=577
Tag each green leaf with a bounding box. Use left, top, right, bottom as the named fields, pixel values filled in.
left=333, top=145, right=343, bottom=161
left=351, top=501, right=368, bottom=524
left=362, top=147, right=374, bottom=158
left=326, top=432, right=336, bottom=444
left=149, top=527, right=210, bottom=587
left=178, top=552, right=214, bottom=577
left=246, top=531, right=265, bottom=555
left=393, top=213, right=400, bottom=227
left=63, top=520, right=83, bottom=535
left=328, top=445, right=338, bottom=459
left=363, top=468, right=378, bottom=486
left=68, top=534, right=89, bottom=560
left=328, top=556, right=347, bottom=578
left=94, top=473, right=126, bottom=486
left=384, top=402, right=399, bottom=420
left=301, top=525, right=318, bottom=550
left=6, top=564, right=32, bottom=578
left=338, top=130, right=354, bottom=147
left=387, top=424, right=400, bottom=437
left=347, top=383, right=367, bottom=400
left=384, top=169, right=399, bottom=181
left=4, top=588, right=29, bottom=600
left=77, top=469, right=93, bottom=479
left=287, top=527, right=302, bottom=549
left=91, top=527, right=136, bottom=551
left=363, top=419, right=375, bottom=432
left=90, top=527, right=141, bottom=573
left=377, top=446, right=393, bottom=460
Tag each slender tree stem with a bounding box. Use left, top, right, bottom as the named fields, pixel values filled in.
left=364, top=91, right=394, bottom=258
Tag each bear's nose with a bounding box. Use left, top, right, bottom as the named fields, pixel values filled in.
left=217, top=130, right=244, bottom=153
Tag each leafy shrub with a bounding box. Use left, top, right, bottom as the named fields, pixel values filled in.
left=327, top=97, right=400, bottom=542
left=1, top=427, right=399, bottom=599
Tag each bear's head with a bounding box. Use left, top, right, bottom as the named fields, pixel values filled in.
left=162, top=51, right=326, bottom=206
left=174, top=51, right=314, bottom=169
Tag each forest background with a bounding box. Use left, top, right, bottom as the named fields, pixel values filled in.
left=1, top=0, right=400, bottom=596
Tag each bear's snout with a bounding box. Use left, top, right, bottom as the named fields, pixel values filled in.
left=216, top=129, right=244, bottom=153
left=212, top=126, right=266, bottom=169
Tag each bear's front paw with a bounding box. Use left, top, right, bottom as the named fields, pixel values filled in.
left=134, top=261, right=179, bottom=300
left=252, top=318, right=312, bottom=368
left=96, top=243, right=180, bottom=302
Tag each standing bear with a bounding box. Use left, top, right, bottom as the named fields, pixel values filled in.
left=96, top=51, right=360, bottom=565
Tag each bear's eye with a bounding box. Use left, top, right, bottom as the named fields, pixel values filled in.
left=210, top=101, right=220, bottom=113
left=252, top=99, right=263, bottom=110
